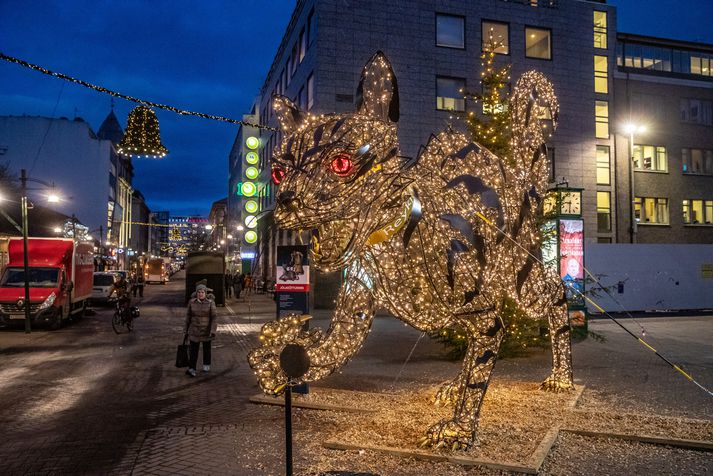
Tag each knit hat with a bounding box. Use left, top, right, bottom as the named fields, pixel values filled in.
left=195, top=284, right=208, bottom=292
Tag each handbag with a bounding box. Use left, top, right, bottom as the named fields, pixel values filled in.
left=175, top=335, right=190, bottom=368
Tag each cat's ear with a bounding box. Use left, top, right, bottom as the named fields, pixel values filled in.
left=355, top=51, right=399, bottom=123
left=273, top=95, right=304, bottom=134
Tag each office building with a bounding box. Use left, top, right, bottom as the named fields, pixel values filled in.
left=228, top=0, right=713, bottom=305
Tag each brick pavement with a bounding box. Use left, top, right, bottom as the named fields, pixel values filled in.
left=0, top=275, right=275, bottom=475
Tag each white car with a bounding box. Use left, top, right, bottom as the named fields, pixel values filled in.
left=91, top=272, right=116, bottom=305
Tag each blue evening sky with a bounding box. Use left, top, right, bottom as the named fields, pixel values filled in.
left=0, top=0, right=711, bottom=216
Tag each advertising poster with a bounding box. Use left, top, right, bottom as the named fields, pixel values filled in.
left=540, top=220, right=558, bottom=272
left=559, top=219, right=584, bottom=306
left=276, top=245, right=310, bottom=292
left=275, top=245, right=310, bottom=394
left=276, top=245, right=310, bottom=317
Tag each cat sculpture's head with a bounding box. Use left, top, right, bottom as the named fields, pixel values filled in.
left=271, top=52, right=406, bottom=270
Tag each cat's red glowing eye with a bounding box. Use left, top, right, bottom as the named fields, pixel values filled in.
left=330, top=154, right=354, bottom=176
left=271, top=167, right=286, bottom=185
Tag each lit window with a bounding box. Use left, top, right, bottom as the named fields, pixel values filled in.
left=525, top=27, right=551, bottom=60
left=482, top=21, right=509, bottom=54
left=436, top=14, right=465, bottom=49
left=596, top=145, right=610, bottom=185
left=635, top=197, right=669, bottom=224
left=597, top=191, right=611, bottom=232
left=593, top=11, right=607, bottom=49
left=594, top=55, right=608, bottom=93
left=595, top=100, right=609, bottom=138
left=682, top=199, right=713, bottom=225
left=633, top=145, right=667, bottom=172
left=436, top=76, right=466, bottom=112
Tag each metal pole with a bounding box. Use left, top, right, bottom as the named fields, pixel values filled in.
left=285, top=384, right=293, bottom=476
left=21, top=169, right=31, bottom=334
left=629, top=132, right=637, bottom=243
left=99, top=225, right=103, bottom=271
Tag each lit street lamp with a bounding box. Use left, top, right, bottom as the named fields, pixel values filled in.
left=624, top=123, right=646, bottom=243
left=18, top=168, right=62, bottom=333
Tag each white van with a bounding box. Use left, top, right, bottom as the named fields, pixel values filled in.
left=92, top=272, right=116, bottom=305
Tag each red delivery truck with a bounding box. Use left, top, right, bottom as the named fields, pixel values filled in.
left=0, top=238, right=93, bottom=329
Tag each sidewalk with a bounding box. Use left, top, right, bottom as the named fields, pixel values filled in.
left=120, top=292, right=713, bottom=475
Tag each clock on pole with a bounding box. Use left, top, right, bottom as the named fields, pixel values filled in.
left=542, top=187, right=587, bottom=330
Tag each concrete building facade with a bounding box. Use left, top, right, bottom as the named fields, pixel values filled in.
left=612, top=33, right=713, bottom=244
left=0, top=112, right=143, bottom=261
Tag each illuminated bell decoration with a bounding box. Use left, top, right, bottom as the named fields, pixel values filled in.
left=245, top=215, right=258, bottom=229
left=244, top=230, right=257, bottom=243
left=241, top=182, right=256, bottom=196
left=245, top=166, right=259, bottom=179
left=245, top=200, right=259, bottom=213
left=245, top=136, right=260, bottom=150
left=246, top=151, right=259, bottom=164
left=117, top=105, right=168, bottom=158
left=248, top=51, right=574, bottom=451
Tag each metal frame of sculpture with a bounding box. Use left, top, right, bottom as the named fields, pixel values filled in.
left=249, top=51, right=573, bottom=450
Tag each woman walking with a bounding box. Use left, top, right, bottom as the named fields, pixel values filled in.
left=184, top=283, right=217, bottom=377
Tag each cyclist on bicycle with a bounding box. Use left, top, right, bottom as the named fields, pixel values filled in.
left=108, top=273, right=132, bottom=320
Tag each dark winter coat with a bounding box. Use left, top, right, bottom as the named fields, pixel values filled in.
left=185, top=297, right=217, bottom=342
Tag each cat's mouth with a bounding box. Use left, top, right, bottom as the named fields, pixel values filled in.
left=310, top=221, right=358, bottom=270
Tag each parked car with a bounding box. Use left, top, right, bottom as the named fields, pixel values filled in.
left=92, top=272, right=117, bottom=305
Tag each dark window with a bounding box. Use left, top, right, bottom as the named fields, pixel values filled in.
left=436, top=14, right=465, bottom=49
left=307, top=73, right=314, bottom=110
left=299, top=28, right=306, bottom=62
left=307, top=9, right=316, bottom=46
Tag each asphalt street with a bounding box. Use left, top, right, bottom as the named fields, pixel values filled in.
left=0, top=271, right=711, bottom=475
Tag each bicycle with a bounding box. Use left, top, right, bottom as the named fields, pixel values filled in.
left=111, top=297, right=138, bottom=334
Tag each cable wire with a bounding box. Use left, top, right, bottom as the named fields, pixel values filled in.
left=1, top=52, right=278, bottom=132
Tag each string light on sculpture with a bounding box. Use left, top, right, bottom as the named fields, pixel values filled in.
left=248, top=51, right=572, bottom=451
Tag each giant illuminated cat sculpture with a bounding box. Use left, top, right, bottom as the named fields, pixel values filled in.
left=249, top=52, right=573, bottom=450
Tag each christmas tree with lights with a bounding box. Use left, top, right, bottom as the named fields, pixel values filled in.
left=464, top=39, right=512, bottom=158
left=432, top=39, right=550, bottom=359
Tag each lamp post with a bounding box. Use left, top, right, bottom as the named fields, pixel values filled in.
left=19, top=168, right=61, bottom=333
left=624, top=124, right=646, bottom=244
